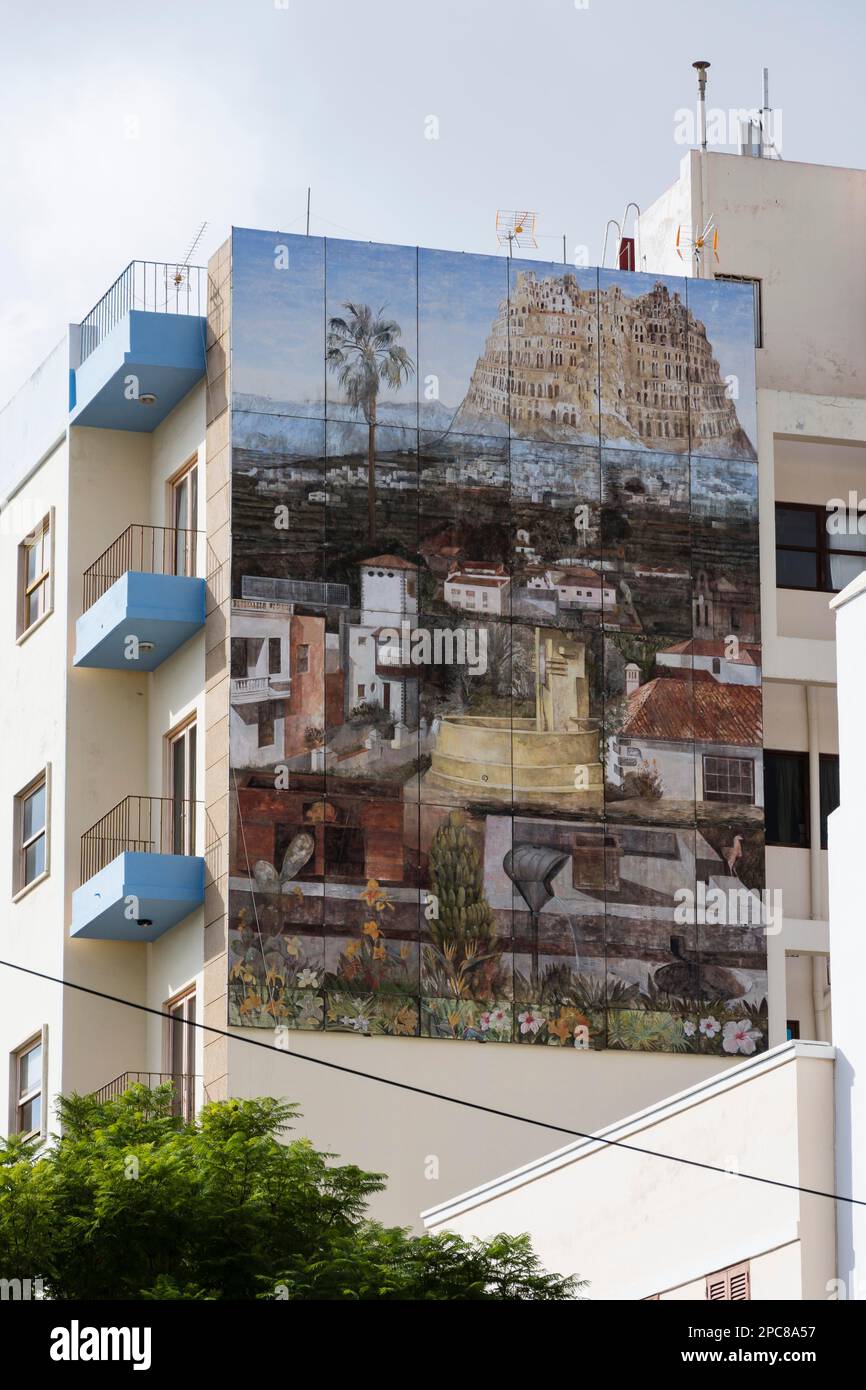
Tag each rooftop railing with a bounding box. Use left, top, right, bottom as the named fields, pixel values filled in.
left=82, top=523, right=204, bottom=611
left=78, top=260, right=206, bottom=364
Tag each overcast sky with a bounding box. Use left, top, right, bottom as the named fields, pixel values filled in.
left=1, top=0, right=864, bottom=407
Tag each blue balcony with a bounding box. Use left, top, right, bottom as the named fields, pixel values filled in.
left=74, top=524, right=206, bottom=671
left=71, top=796, right=205, bottom=943
left=69, top=261, right=206, bottom=431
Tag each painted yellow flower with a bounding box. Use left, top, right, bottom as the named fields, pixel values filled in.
left=399, top=942, right=410, bottom=960
left=372, top=943, right=386, bottom=961
left=359, top=879, right=394, bottom=912
left=344, top=940, right=361, bottom=959
left=393, top=1006, right=418, bottom=1036
left=362, top=919, right=381, bottom=941
left=285, top=936, right=301, bottom=958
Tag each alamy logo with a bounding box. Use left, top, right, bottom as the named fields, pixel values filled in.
left=0, top=1276, right=43, bottom=1300
left=49, top=1320, right=152, bottom=1372
left=674, top=883, right=782, bottom=933
left=376, top=621, right=488, bottom=675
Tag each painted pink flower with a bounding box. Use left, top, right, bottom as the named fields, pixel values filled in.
left=518, top=1009, right=544, bottom=1035
left=479, top=1011, right=492, bottom=1031
left=699, top=1015, right=721, bottom=1038
left=722, top=1019, right=763, bottom=1055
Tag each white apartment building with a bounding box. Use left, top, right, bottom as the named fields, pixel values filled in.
left=637, top=145, right=866, bottom=1050
left=1, top=139, right=864, bottom=1248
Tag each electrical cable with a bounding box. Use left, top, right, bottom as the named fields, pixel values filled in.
left=0, top=956, right=862, bottom=1208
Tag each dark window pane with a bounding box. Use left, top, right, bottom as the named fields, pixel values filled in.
left=819, top=754, right=840, bottom=850
left=23, top=784, right=45, bottom=839
left=230, top=638, right=247, bottom=678
left=19, top=1095, right=41, bottom=1133
left=24, top=835, right=45, bottom=884
left=19, top=1043, right=42, bottom=1095
left=765, top=751, right=809, bottom=847
left=776, top=506, right=817, bottom=547
left=776, top=550, right=818, bottom=589
left=269, top=637, right=281, bottom=674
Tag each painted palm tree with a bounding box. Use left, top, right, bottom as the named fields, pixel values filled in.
left=326, top=303, right=415, bottom=543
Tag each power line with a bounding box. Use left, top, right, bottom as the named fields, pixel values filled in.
left=1, top=956, right=861, bottom=1209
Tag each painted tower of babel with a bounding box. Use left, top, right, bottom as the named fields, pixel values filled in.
left=454, top=270, right=756, bottom=458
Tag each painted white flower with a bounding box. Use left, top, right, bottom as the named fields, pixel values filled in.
left=296, top=968, right=319, bottom=989
left=353, top=1014, right=370, bottom=1033
left=683, top=1020, right=696, bottom=1037
left=479, top=1012, right=492, bottom=1031
left=722, top=1019, right=762, bottom=1055
left=490, top=1007, right=507, bottom=1026
left=699, top=1015, right=721, bottom=1038
left=518, top=1009, right=544, bottom=1035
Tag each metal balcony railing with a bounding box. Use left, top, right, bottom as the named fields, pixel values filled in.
left=82, top=524, right=204, bottom=611
left=78, top=260, right=206, bottom=364
left=80, top=795, right=203, bottom=882
left=91, top=1071, right=200, bottom=1123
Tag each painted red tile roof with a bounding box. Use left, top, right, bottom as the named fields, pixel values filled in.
left=622, top=676, right=762, bottom=745
left=360, top=555, right=417, bottom=570
left=659, top=639, right=761, bottom=665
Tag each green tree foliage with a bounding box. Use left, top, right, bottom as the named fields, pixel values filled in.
left=0, top=1085, right=583, bottom=1301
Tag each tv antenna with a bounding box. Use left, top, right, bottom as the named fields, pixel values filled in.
left=496, top=209, right=537, bottom=255
left=170, top=221, right=209, bottom=289
left=675, top=216, right=719, bottom=269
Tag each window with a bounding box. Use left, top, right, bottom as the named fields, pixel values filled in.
left=257, top=701, right=275, bottom=748
left=17, top=513, right=53, bottom=639
left=14, top=770, right=49, bottom=896
left=166, top=990, right=196, bottom=1123
left=166, top=720, right=197, bottom=855
left=787, top=1020, right=801, bottom=1040
left=268, top=637, right=281, bottom=675
left=776, top=502, right=866, bottom=593
left=706, top=1261, right=750, bottom=1300
left=230, top=637, right=247, bottom=678
left=13, top=1034, right=44, bottom=1136
left=764, top=750, right=839, bottom=849
left=702, top=755, right=755, bottom=805
left=296, top=643, right=309, bottom=674
left=715, top=274, right=762, bottom=347
left=170, top=459, right=199, bottom=576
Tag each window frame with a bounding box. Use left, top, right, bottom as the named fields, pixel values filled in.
left=12, top=766, right=51, bottom=900
left=775, top=500, right=866, bottom=594
left=702, top=754, right=756, bottom=805
left=166, top=455, right=200, bottom=578
left=764, top=748, right=839, bottom=850
left=164, top=715, right=198, bottom=856
left=10, top=1028, right=48, bottom=1139
left=164, top=986, right=197, bottom=1123
left=16, top=510, right=55, bottom=642
left=714, top=273, right=763, bottom=348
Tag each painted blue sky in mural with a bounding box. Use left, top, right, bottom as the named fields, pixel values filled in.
left=232, top=226, right=757, bottom=456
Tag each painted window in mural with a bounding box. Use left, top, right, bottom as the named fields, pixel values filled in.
left=227, top=229, right=765, bottom=1055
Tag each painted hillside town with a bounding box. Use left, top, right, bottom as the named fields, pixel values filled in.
left=228, top=231, right=765, bottom=1053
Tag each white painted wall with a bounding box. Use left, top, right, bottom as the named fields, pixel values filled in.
left=0, top=438, right=69, bottom=1137
left=423, top=1042, right=836, bottom=1301
left=829, top=573, right=866, bottom=1298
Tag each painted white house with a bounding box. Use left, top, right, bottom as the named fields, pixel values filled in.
left=348, top=555, right=419, bottom=719
left=656, top=638, right=761, bottom=686
left=444, top=561, right=511, bottom=615
left=229, top=597, right=293, bottom=768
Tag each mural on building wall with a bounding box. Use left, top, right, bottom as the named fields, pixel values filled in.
left=227, top=228, right=766, bottom=1055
